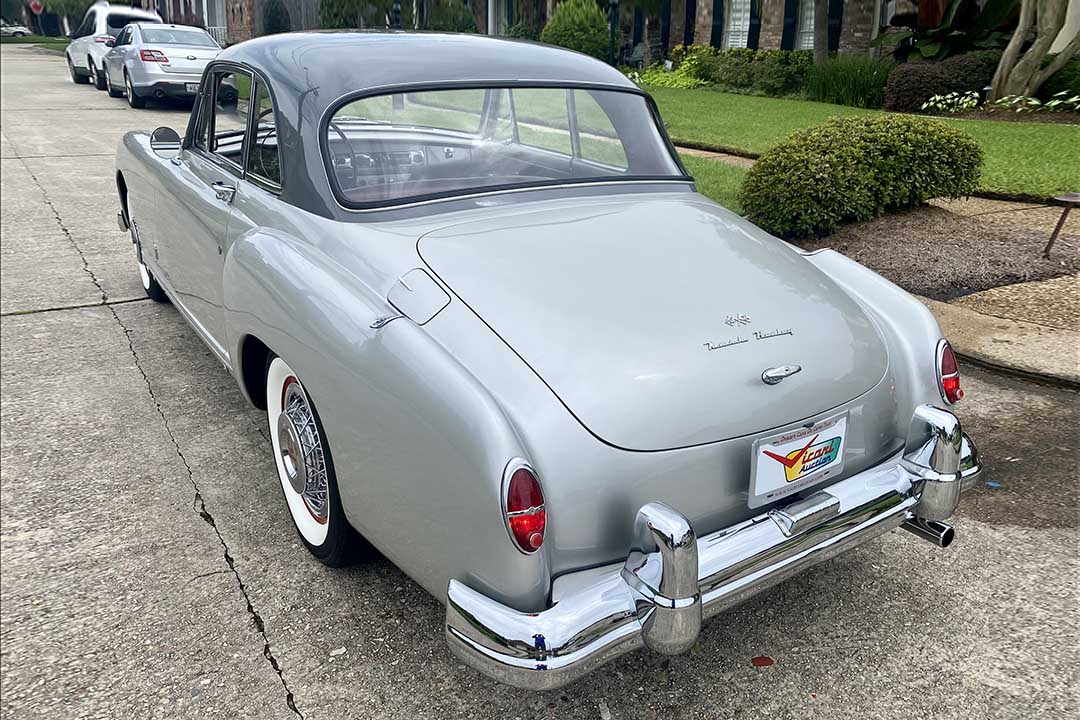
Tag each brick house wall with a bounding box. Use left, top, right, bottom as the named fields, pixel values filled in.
left=757, top=0, right=787, bottom=49
left=693, top=0, right=712, bottom=45
left=838, top=0, right=879, bottom=51
left=227, top=0, right=256, bottom=42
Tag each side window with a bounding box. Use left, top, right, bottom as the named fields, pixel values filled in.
left=115, top=27, right=130, bottom=45
left=209, top=70, right=252, bottom=170
left=74, top=10, right=95, bottom=38
left=511, top=88, right=572, bottom=156
left=246, top=80, right=280, bottom=187
left=573, top=90, right=628, bottom=170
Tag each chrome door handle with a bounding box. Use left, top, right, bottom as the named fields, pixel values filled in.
left=211, top=181, right=236, bottom=202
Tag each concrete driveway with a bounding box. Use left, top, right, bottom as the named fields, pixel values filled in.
left=1, top=43, right=1077, bottom=720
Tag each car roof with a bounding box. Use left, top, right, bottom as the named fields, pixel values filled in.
left=218, top=31, right=636, bottom=100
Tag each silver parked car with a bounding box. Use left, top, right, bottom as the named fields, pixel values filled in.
left=0, top=21, right=32, bottom=37
left=103, top=23, right=220, bottom=107
left=66, top=1, right=160, bottom=90
left=114, top=32, right=982, bottom=689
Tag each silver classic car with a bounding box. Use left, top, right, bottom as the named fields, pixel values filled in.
left=114, top=32, right=981, bottom=689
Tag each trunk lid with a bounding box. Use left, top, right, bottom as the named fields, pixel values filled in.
left=418, top=195, right=889, bottom=451
left=156, top=45, right=219, bottom=74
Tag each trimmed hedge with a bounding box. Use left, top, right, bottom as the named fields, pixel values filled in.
left=883, top=51, right=1000, bottom=112
left=740, top=115, right=982, bottom=238
left=662, top=45, right=812, bottom=96
left=540, top=0, right=608, bottom=60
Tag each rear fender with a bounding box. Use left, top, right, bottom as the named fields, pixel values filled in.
left=223, top=229, right=553, bottom=610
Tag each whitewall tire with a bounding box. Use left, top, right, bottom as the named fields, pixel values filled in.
left=266, top=356, right=360, bottom=566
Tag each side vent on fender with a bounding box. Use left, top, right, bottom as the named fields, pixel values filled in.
left=387, top=268, right=451, bottom=325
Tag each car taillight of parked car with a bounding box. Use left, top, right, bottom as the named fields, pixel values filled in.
left=139, top=49, right=169, bottom=63
left=937, top=339, right=963, bottom=404
left=504, top=463, right=545, bottom=553
left=93, top=34, right=111, bottom=43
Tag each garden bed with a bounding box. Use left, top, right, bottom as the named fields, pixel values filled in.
left=796, top=203, right=1080, bottom=300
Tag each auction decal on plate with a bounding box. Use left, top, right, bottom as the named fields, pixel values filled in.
left=749, top=414, right=847, bottom=508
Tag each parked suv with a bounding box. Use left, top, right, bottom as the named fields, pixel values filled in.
left=66, top=1, right=160, bottom=89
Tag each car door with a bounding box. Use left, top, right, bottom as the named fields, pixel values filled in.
left=68, top=8, right=95, bottom=69
left=105, top=25, right=131, bottom=79
left=155, top=65, right=253, bottom=363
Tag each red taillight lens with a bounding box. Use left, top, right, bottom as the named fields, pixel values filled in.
left=937, top=340, right=963, bottom=404
left=139, top=49, right=168, bottom=62
left=94, top=34, right=111, bottom=43
left=505, top=465, right=545, bottom=553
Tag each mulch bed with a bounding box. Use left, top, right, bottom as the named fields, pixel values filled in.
left=923, top=110, right=1080, bottom=124
left=796, top=205, right=1080, bottom=301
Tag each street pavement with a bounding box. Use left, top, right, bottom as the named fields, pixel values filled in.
left=1, top=44, right=1078, bottom=720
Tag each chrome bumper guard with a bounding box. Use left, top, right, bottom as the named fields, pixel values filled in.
left=446, top=404, right=981, bottom=689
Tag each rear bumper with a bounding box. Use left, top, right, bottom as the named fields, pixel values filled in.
left=446, top=404, right=981, bottom=689
left=129, top=79, right=200, bottom=99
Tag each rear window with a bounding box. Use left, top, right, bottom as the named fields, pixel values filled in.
left=325, top=86, right=683, bottom=208
left=107, top=13, right=158, bottom=32
left=140, top=27, right=218, bottom=46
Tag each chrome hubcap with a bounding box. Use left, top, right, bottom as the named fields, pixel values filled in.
left=276, top=381, right=328, bottom=522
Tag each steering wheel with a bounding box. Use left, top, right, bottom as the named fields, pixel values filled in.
left=254, top=105, right=276, bottom=181
left=328, top=120, right=357, bottom=187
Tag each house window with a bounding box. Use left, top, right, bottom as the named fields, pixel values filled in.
left=796, top=0, right=814, bottom=49
left=724, top=0, right=751, bottom=48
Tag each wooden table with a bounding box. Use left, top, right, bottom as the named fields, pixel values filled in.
left=1044, top=192, right=1080, bottom=258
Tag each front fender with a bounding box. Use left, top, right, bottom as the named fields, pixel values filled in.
left=222, top=229, right=553, bottom=610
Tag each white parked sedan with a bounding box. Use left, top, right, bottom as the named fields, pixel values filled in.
left=103, top=23, right=221, bottom=107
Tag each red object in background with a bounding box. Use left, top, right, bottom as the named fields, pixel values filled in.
left=750, top=655, right=775, bottom=667
left=29, top=0, right=44, bottom=15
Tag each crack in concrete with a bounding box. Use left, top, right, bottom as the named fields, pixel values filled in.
left=7, top=134, right=305, bottom=718
left=110, top=305, right=305, bottom=720
left=11, top=147, right=108, bottom=306
left=0, top=297, right=150, bottom=317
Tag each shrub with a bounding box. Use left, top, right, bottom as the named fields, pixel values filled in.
left=504, top=20, right=540, bottom=40
left=428, top=0, right=478, bottom=32
left=638, top=60, right=708, bottom=88
left=921, top=91, right=981, bottom=113
left=807, top=55, right=893, bottom=108
left=1039, top=56, right=1080, bottom=102
left=750, top=50, right=813, bottom=96
left=705, top=47, right=756, bottom=89
left=740, top=115, right=982, bottom=238
left=540, top=0, right=608, bottom=60
left=883, top=50, right=1000, bottom=112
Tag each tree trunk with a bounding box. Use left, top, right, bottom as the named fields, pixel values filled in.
left=990, top=0, right=1079, bottom=100
left=813, top=0, right=828, bottom=65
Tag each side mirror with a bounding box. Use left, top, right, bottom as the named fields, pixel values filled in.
left=150, top=126, right=182, bottom=160
left=104, top=37, right=115, bottom=47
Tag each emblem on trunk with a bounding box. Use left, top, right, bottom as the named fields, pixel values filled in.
left=724, top=313, right=751, bottom=327
left=761, top=364, right=802, bottom=385
left=187, top=55, right=197, bottom=60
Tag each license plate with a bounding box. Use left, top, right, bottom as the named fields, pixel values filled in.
left=749, top=413, right=847, bottom=508
left=185, top=83, right=199, bottom=93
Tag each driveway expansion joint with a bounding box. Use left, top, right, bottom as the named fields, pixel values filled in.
left=109, top=305, right=306, bottom=719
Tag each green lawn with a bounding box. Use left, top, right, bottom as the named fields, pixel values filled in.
left=650, top=87, right=1080, bottom=199
left=679, top=154, right=747, bottom=213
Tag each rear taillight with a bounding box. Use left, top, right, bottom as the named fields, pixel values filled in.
left=139, top=49, right=168, bottom=62
left=93, top=34, right=111, bottom=43
left=936, top=339, right=963, bottom=404
left=504, top=461, right=545, bottom=553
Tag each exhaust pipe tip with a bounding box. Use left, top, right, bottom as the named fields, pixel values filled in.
left=901, top=517, right=955, bottom=548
